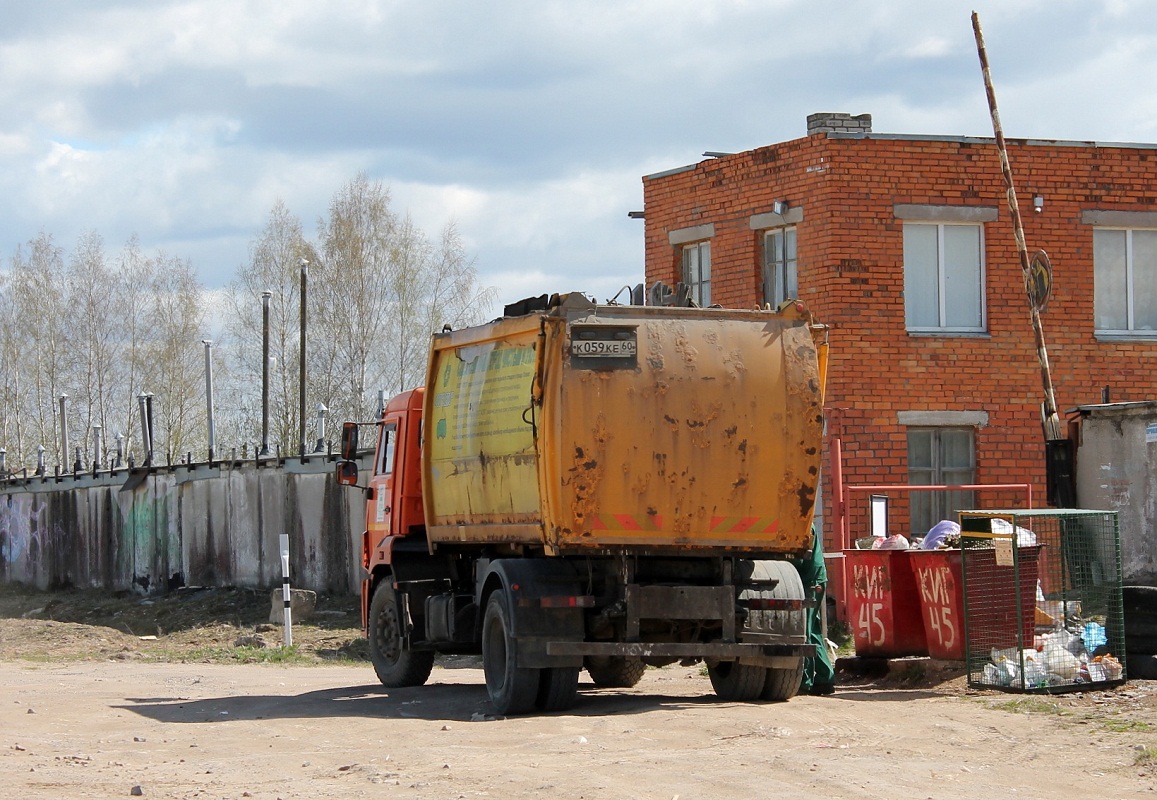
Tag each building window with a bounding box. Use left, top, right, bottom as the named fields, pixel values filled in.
left=762, top=227, right=797, bottom=306
left=903, top=223, right=985, bottom=332
left=1094, top=228, right=1157, bottom=335
left=682, top=241, right=711, bottom=306
left=907, top=427, right=975, bottom=538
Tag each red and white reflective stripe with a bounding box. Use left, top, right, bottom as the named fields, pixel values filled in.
left=538, top=595, right=596, bottom=609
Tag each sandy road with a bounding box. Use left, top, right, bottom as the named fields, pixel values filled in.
left=1, top=660, right=1154, bottom=799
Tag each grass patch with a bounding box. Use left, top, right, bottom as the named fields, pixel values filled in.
left=990, top=697, right=1069, bottom=716
left=1135, top=746, right=1157, bottom=767
left=143, top=644, right=316, bottom=665
left=1102, top=718, right=1154, bottom=733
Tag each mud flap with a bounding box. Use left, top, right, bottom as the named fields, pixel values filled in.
left=479, top=559, right=585, bottom=668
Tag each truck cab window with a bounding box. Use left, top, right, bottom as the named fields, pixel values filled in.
left=376, top=423, right=396, bottom=476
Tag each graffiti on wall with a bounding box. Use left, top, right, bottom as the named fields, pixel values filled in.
left=0, top=460, right=362, bottom=595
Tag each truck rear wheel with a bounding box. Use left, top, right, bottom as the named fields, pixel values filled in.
left=482, top=591, right=541, bottom=715
left=750, top=560, right=807, bottom=702
left=584, top=656, right=647, bottom=688
left=368, top=580, right=435, bottom=688
left=536, top=667, right=580, bottom=712
left=760, top=661, right=805, bottom=702
left=708, top=661, right=767, bottom=701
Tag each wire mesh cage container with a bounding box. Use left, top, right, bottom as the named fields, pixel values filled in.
left=959, top=509, right=1125, bottom=693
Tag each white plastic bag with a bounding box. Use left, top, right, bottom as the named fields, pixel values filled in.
left=871, top=534, right=910, bottom=551
left=1041, top=642, right=1082, bottom=680
left=990, top=517, right=1036, bottom=547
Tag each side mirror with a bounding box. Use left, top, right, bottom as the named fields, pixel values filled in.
left=336, top=460, right=359, bottom=486
left=340, top=422, right=359, bottom=460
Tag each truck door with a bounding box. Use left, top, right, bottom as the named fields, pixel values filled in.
left=368, top=421, right=398, bottom=540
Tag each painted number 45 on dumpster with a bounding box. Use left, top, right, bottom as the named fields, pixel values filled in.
left=852, top=564, right=888, bottom=648
left=917, top=565, right=957, bottom=650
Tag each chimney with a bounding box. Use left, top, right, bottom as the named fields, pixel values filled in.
left=807, top=112, right=872, bottom=136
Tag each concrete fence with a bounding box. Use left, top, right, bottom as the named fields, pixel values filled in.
left=0, top=455, right=368, bottom=596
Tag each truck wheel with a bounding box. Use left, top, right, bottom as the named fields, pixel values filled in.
left=740, top=560, right=806, bottom=701
left=368, top=580, right=435, bottom=688
left=584, top=656, right=647, bottom=688
left=482, top=591, right=541, bottom=715
left=708, top=661, right=767, bottom=701
left=536, top=667, right=580, bottom=712
left=761, top=661, right=804, bottom=702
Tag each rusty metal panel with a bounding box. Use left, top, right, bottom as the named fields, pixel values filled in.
left=540, top=306, right=824, bottom=554
left=423, top=315, right=545, bottom=544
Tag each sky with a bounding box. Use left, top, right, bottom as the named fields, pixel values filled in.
left=2, top=0, right=1156, bottom=319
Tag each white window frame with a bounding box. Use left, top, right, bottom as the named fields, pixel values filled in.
left=903, top=222, right=987, bottom=334
left=682, top=240, right=711, bottom=306
left=762, top=226, right=797, bottom=307
left=906, top=426, right=976, bottom=538
left=1093, top=226, right=1157, bottom=337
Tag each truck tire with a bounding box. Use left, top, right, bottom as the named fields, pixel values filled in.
left=536, top=667, right=580, bottom=712
left=760, top=661, right=805, bottom=702
left=1127, top=653, right=1157, bottom=679
left=708, top=661, right=767, bottom=701
left=1123, top=586, right=1157, bottom=614
left=584, top=656, right=646, bottom=688
left=740, top=562, right=805, bottom=699
left=368, top=580, right=435, bottom=688
left=482, top=591, right=541, bottom=715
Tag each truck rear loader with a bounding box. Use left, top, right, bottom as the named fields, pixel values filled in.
left=336, top=291, right=828, bottom=714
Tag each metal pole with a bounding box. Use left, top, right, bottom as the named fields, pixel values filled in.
left=280, top=533, right=293, bottom=647
left=92, top=424, right=102, bottom=471
left=203, top=339, right=216, bottom=462
left=137, top=392, right=151, bottom=466
left=299, top=259, right=309, bottom=458
left=36, top=445, right=45, bottom=476
left=58, top=394, right=69, bottom=470
left=114, top=433, right=123, bottom=468
left=315, top=402, right=327, bottom=453
left=0, top=448, right=6, bottom=475
left=145, top=393, right=155, bottom=466
left=972, top=12, right=1061, bottom=441
left=260, top=290, right=272, bottom=457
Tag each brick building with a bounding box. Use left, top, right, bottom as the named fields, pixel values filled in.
left=640, top=112, right=1157, bottom=546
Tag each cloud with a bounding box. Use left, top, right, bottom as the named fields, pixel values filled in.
left=2, top=0, right=1157, bottom=308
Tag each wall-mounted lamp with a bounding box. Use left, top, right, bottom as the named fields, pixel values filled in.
left=627, top=210, right=646, bottom=219
left=1033, top=195, right=1044, bottom=213
left=771, top=199, right=789, bottom=216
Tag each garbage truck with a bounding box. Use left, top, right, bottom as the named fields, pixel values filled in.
left=336, top=290, right=828, bottom=714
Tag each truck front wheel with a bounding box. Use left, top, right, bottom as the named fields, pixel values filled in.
left=482, top=591, right=541, bottom=715
left=368, top=580, right=434, bottom=688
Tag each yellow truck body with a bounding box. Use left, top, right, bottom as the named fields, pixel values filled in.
left=422, top=296, right=826, bottom=556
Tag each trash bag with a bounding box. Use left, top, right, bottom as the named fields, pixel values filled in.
left=922, top=520, right=959, bottom=550
left=990, top=517, right=1037, bottom=547
left=1081, top=622, right=1107, bottom=651
left=871, top=534, right=910, bottom=551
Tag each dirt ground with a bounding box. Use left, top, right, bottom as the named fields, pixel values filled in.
left=2, top=585, right=1156, bottom=799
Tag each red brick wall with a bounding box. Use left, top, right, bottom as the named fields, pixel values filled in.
left=643, top=132, right=1157, bottom=546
